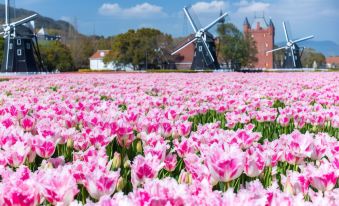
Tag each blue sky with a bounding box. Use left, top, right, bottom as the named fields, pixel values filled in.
left=13, top=0, right=339, bottom=44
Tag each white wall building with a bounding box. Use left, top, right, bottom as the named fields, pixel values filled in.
left=89, top=50, right=133, bottom=71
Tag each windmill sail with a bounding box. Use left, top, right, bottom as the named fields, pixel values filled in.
left=172, top=6, right=227, bottom=70
left=266, top=21, right=314, bottom=68
left=1, top=0, right=45, bottom=72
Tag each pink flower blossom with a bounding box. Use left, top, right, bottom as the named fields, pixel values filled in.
left=131, top=155, right=163, bottom=188
left=164, top=153, right=177, bottom=172
left=204, top=143, right=244, bottom=182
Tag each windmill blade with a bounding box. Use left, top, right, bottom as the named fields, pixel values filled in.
left=202, top=12, right=228, bottom=32
left=10, top=14, right=38, bottom=27
left=282, top=21, right=290, bottom=42
left=5, top=36, right=10, bottom=71
left=30, top=21, right=36, bottom=32
left=202, top=38, right=215, bottom=62
left=5, top=0, right=10, bottom=25
left=291, top=35, right=314, bottom=44
left=266, top=46, right=286, bottom=53
left=290, top=47, right=296, bottom=67
left=171, top=37, right=197, bottom=55
left=183, top=7, right=198, bottom=33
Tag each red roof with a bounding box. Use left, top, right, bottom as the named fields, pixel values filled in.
left=326, top=56, right=339, bottom=64
left=89, top=50, right=110, bottom=60
left=173, top=34, right=195, bottom=63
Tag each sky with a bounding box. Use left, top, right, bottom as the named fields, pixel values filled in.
left=12, top=0, right=339, bottom=44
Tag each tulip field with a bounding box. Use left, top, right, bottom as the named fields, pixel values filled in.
left=0, top=72, right=338, bottom=206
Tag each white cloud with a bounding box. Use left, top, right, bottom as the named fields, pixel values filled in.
left=191, top=1, right=229, bottom=13
left=99, top=3, right=121, bottom=15
left=236, top=1, right=270, bottom=13
left=99, top=2, right=165, bottom=18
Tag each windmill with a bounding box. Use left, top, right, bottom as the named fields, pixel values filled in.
left=266, top=21, right=314, bottom=68
left=171, top=6, right=228, bottom=70
left=0, top=0, right=44, bottom=72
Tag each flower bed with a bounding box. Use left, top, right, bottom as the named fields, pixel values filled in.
left=0, top=73, right=338, bottom=205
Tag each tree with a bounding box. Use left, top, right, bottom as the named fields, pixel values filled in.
left=301, top=48, right=326, bottom=68
left=217, top=23, right=257, bottom=69
left=39, top=41, right=74, bottom=72
left=104, top=28, right=174, bottom=69
left=68, top=36, right=95, bottom=69
left=0, top=37, right=4, bottom=64
left=272, top=45, right=285, bottom=68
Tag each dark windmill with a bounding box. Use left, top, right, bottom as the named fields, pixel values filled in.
left=266, top=21, right=314, bottom=68
left=0, top=0, right=44, bottom=73
left=171, top=6, right=228, bottom=70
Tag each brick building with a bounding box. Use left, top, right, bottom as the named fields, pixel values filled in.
left=173, top=34, right=196, bottom=69
left=243, top=16, right=275, bottom=69
left=326, top=56, right=339, bottom=68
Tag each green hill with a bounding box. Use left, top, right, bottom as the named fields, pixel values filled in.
left=0, top=4, right=79, bottom=37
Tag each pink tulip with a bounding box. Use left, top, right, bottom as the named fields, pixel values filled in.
left=36, top=167, right=79, bottom=205
left=133, top=178, right=188, bottom=206
left=20, top=116, right=35, bottom=132
left=164, top=153, right=177, bottom=172
left=160, top=122, right=172, bottom=138
left=281, top=171, right=310, bottom=195
left=33, top=137, right=56, bottom=159
left=289, top=131, right=314, bottom=159
left=234, top=129, right=261, bottom=149
left=307, top=162, right=338, bottom=192
left=0, top=167, right=40, bottom=206
left=177, top=122, right=191, bottom=137
left=173, top=137, right=196, bottom=158
left=131, top=155, right=163, bottom=188
left=310, top=172, right=337, bottom=192
left=165, top=109, right=178, bottom=121
left=5, top=141, right=30, bottom=167
left=244, top=147, right=265, bottom=177
left=85, top=168, right=120, bottom=200
left=205, top=143, right=244, bottom=182
left=143, top=141, right=168, bottom=162
left=116, top=120, right=134, bottom=148
left=277, top=115, right=290, bottom=127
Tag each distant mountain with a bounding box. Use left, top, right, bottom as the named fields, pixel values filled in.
left=277, top=40, right=339, bottom=57
left=298, top=40, right=339, bottom=57
left=0, top=4, right=79, bottom=37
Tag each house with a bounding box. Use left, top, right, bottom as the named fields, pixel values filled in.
left=89, top=50, right=114, bottom=70
left=326, top=56, right=339, bottom=68
left=89, top=50, right=133, bottom=71
left=36, top=27, right=61, bottom=41
left=243, top=16, right=275, bottom=69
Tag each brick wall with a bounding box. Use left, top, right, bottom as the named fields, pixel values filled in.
left=244, top=18, right=275, bottom=69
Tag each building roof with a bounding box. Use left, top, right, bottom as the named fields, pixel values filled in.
left=269, top=18, right=274, bottom=27
left=326, top=56, right=339, bottom=64
left=37, top=27, right=46, bottom=35
left=90, top=50, right=110, bottom=60
left=243, top=17, right=250, bottom=27
left=218, top=9, right=225, bottom=24
left=251, top=16, right=269, bottom=29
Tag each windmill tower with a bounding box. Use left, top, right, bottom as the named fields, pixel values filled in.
left=172, top=6, right=228, bottom=70
left=266, top=21, right=314, bottom=68
left=0, top=0, right=44, bottom=72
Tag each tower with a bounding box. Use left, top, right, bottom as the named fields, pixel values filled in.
left=243, top=16, right=275, bottom=68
